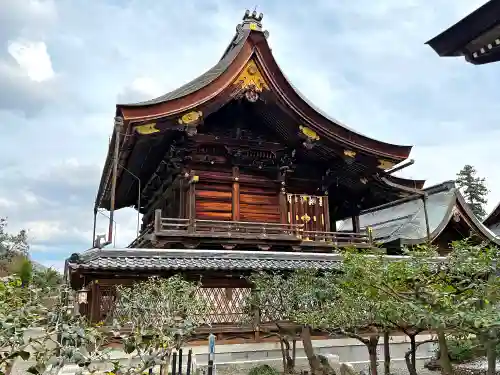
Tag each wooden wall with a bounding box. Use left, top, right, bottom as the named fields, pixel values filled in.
left=195, top=171, right=233, bottom=220
left=194, top=169, right=280, bottom=223
left=239, top=180, right=280, bottom=223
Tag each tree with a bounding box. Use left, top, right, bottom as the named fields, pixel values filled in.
left=110, top=276, right=209, bottom=375
left=0, top=275, right=107, bottom=375
left=247, top=270, right=336, bottom=375
left=247, top=272, right=299, bottom=374
left=32, top=268, right=63, bottom=290
left=315, top=269, right=387, bottom=375
left=456, top=165, right=489, bottom=220
left=342, top=241, right=500, bottom=375
left=0, top=218, right=29, bottom=276
left=2, top=275, right=208, bottom=375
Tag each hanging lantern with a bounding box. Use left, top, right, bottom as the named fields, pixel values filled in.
left=76, top=286, right=89, bottom=304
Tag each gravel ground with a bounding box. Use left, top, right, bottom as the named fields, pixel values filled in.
left=211, top=359, right=436, bottom=375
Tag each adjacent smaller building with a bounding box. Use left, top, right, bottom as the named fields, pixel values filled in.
left=426, top=0, right=500, bottom=64
left=484, top=203, right=500, bottom=236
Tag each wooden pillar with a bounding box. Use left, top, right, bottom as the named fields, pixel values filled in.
left=179, top=179, right=185, bottom=218
left=323, top=194, right=332, bottom=232
left=279, top=188, right=288, bottom=225
left=90, top=282, right=100, bottom=323
left=187, top=171, right=197, bottom=232
left=351, top=214, right=360, bottom=233
left=232, top=167, right=240, bottom=221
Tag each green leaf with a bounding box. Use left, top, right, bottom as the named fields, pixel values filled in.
left=18, top=350, right=30, bottom=361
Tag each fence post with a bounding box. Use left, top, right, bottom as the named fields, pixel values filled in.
left=208, top=333, right=216, bottom=375
left=171, top=351, right=177, bottom=375
left=186, top=349, right=193, bottom=375
left=178, top=348, right=183, bottom=375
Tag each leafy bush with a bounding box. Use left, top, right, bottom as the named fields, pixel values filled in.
left=445, top=337, right=483, bottom=363
left=248, top=364, right=280, bottom=375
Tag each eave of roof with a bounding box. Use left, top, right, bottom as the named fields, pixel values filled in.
left=67, top=249, right=343, bottom=272
left=484, top=201, right=500, bottom=227
left=65, top=248, right=448, bottom=273
left=116, top=13, right=413, bottom=160
left=94, top=11, right=417, bottom=211
left=426, top=0, right=500, bottom=56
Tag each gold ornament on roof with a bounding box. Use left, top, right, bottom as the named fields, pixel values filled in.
left=344, top=150, right=356, bottom=158
left=377, top=159, right=395, bottom=170
left=178, top=110, right=203, bottom=126
left=135, top=123, right=160, bottom=135
left=233, top=60, right=269, bottom=92
left=299, top=126, right=320, bottom=141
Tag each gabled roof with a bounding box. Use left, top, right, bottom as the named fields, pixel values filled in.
left=115, top=10, right=412, bottom=159
left=337, top=181, right=499, bottom=245
left=95, top=10, right=419, bottom=213
left=426, top=0, right=500, bottom=64
left=484, top=201, right=500, bottom=230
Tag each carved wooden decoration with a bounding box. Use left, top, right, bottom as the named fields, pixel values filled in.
left=298, top=125, right=320, bottom=149
left=286, top=193, right=329, bottom=235
left=178, top=110, right=203, bottom=136
left=378, top=159, right=395, bottom=170
left=135, top=123, right=160, bottom=135
left=344, top=150, right=356, bottom=158
left=233, top=60, right=269, bottom=93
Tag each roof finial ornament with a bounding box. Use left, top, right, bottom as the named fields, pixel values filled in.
left=241, top=8, right=267, bottom=37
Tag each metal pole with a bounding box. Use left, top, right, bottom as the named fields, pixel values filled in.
left=118, top=164, right=141, bottom=238
left=91, top=209, right=97, bottom=247
left=422, top=193, right=431, bottom=242
left=109, top=117, right=123, bottom=245
left=137, top=179, right=141, bottom=236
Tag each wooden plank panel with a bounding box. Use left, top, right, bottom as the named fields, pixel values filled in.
left=240, top=180, right=280, bottom=223
left=240, top=213, right=281, bottom=222
left=197, top=212, right=233, bottom=220
left=196, top=201, right=232, bottom=212
left=195, top=180, right=233, bottom=220
left=197, top=184, right=232, bottom=193
left=239, top=203, right=279, bottom=214
left=196, top=190, right=232, bottom=199
left=240, top=194, right=279, bottom=205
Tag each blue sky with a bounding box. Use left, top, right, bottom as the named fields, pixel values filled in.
left=1, top=0, right=498, bottom=271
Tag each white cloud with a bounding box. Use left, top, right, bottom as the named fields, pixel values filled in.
left=25, top=220, right=66, bottom=242
left=1, top=0, right=499, bottom=269
left=7, top=40, right=54, bottom=82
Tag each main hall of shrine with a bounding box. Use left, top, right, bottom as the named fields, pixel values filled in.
left=65, top=10, right=500, bottom=343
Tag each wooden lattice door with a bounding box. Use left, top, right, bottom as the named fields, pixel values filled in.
left=286, top=194, right=329, bottom=233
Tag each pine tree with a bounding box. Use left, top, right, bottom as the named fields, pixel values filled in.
left=456, top=164, right=489, bottom=220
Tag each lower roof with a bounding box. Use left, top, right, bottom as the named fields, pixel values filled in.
left=65, top=249, right=448, bottom=273
left=66, top=249, right=343, bottom=272
left=337, top=181, right=499, bottom=245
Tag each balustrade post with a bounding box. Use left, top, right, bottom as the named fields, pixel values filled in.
left=367, top=226, right=373, bottom=245
left=154, top=209, right=162, bottom=232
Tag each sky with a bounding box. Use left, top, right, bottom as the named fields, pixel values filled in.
left=1, top=0, right=499, bottom=272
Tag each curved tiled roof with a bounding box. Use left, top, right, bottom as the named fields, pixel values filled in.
left=337, top=181, right=500, bottom=245
left=67, top=249, right=342, bottom=271
left=120, top=28, right=251, bottom=107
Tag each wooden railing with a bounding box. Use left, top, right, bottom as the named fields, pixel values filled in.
left=301, top=230, right=372, bottom=245
left=152, top=210, right=373, bottom=246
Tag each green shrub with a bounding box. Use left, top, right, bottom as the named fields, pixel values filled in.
left=446, top=337, right=483, bottom=363
left=248, top=364, right=280, bottom=375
